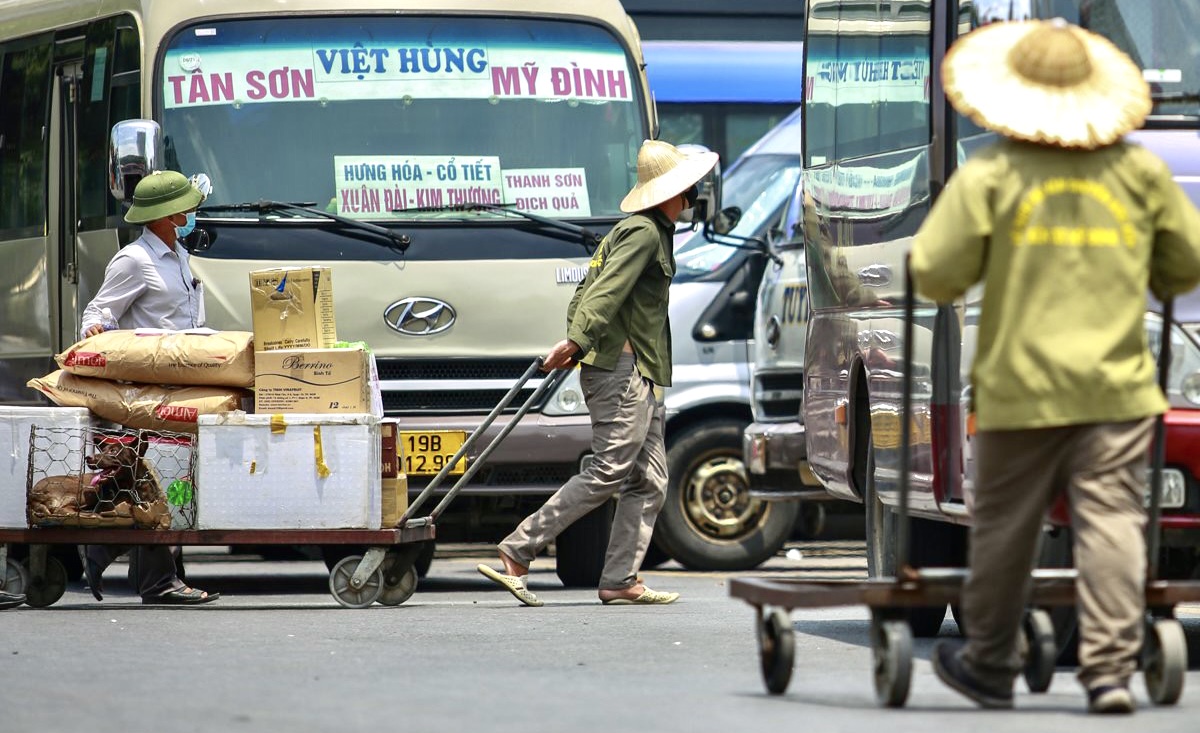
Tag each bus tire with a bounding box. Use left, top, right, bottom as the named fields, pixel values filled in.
left=864, top=441, right=949, bottom=638
left=656, top=420, right=799, bottom=571
left=555, top=501, right=614, bottom=587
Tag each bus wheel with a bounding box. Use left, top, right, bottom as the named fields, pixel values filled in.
left=864, top=442, right=948, bottom=638
left=656, top=420, right=799, bottom=571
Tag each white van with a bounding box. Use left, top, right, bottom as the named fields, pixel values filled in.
left=656, top=107, right=804, bottom=569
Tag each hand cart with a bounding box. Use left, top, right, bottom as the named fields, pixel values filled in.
left=729, top=267, right=1200, bottom=707
left=0, top=358, right=563, bottom=609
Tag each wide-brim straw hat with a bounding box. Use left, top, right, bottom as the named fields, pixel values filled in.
left=124, top=170, right=204, bottom=224
left=620, top=139, right=719, bottom=213
left=943, top=19, right=1151, bottom=150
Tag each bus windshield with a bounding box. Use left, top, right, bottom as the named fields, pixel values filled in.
left=160, top=16, right=644, bottom=221
left=972, top=0, right=1200, bottom=117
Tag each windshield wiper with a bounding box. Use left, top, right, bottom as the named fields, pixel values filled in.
left=392, top=201, right=602, bottom=252
left=1150, top=92, right=1200, bottom=104
left=199, top=200, right=411, bottom=252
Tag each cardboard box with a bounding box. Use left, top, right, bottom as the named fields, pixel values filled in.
left=254, top=347, right=369, bottom=414
left=380, top=420, right=408, bottom=527
left=380, top=419, right=400, bottom=478
left=249, top=266, right=337, bottom=351
left=196, top=412, right=380, bottom=529
left=0, top=407, right=92, bottom=528
left=381, top=476, right=409, bottom=528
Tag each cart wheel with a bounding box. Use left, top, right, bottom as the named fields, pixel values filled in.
left=328, top=555, right=383, bottom=609
left=3, top=557, right=29, bottom=597
left=872, top=619, right=913, bottom=707
left=21, top=557, right=67, bottom=608
left=1022, top=608, right=1056, bottom=693
left=757, top=608, right=795, bottom=695
left=376, top=563, right=418, bottom=607
left=1143, top=618, right=1187, bottom=706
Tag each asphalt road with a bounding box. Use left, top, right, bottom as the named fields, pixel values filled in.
left=1, top=542, right=1198, bottom=733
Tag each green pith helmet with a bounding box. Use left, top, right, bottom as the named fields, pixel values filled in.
left=123, top=170, right=204, bottom=224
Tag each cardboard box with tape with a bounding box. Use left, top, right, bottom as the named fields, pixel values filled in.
left=254, top=346, right=370, bottom=414
left=249, top=266, right=337, bottom=351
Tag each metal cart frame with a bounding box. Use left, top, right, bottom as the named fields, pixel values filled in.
left=0, top=358, right=561, bottom=609
left=729, top=267, right=1200, bottom=707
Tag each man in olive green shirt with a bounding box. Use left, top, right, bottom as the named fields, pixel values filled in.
left=477, top=140, right=717, bottom=606
left=912, top=21, right=1200, bottom=714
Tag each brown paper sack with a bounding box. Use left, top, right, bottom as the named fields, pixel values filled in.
left=56, top=330, right=255, bottom=387
left=27, top=371, right=246, bottom=433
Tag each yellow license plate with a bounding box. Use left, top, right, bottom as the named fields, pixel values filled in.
left=400, top=430, right=467, bottom=475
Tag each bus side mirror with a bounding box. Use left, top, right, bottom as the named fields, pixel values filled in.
left=677, top=143, right=722, bottom=228
left=711, top=206, right=742, bottom=236
left=109, top=119, right=163, bottom=202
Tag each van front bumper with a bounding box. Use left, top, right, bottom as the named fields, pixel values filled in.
left=744, top=421, right=805, bottom=475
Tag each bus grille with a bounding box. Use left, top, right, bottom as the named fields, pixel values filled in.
left=376, top=358, right=549, bottom=415
left=754, top=371, right=804, bottom=421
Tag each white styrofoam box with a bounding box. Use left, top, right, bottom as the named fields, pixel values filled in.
left=143, top=435, right=198, bottom=530
left=0, top=407, right=92, bottom=528
left=196, top=412, right=380, bottom=529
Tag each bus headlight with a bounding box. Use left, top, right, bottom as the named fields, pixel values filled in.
left=1181, top=371, right=1200, bottom=406
left=543, top=366, right=587, bottom=416
left=1145, top=468, right=1186, bottom=509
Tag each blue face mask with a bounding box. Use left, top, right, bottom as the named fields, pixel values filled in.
left=175, top=212, right=196, bottom=239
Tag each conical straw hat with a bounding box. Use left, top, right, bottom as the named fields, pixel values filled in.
left=943, top=19, right=1150, bottom=150
left=620, top=139, right=719, bottom=213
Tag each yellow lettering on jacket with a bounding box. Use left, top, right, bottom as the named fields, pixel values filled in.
left=1011, top=177, right=1134, bottom=249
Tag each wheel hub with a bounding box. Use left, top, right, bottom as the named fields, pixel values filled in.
left=682, top=455, right=768, bottom=540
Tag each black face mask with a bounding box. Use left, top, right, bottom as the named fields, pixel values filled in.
left=683, top=184, right=699, bottom=208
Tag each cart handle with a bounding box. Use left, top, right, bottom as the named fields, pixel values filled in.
left=1147, top=299, right=1172, bottom=582
left=399, top=357, right=564, bottom=525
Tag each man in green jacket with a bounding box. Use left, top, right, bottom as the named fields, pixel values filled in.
left=478, top=139, right=717, bottom=606
left=912, top=20, right=1200, bottom=714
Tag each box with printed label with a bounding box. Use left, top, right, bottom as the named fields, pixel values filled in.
left=196, top=412, right=380, bottom=529
left=380, top=419, right=408, bottom=527
left=253, top=347, right=369, bottom=414
left=249, top=266, right=337, bottom=351
left=0, top=407, right=92, bottom=528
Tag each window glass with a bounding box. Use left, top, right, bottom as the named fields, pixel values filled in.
left=657, top=108, right=705, bottom=150
left=79, top=19, right=115, bottom=225
left=803, top=1, right=838, bottom=167
left=725, top=109, right=792, bottom=163
left=161, top=17, right=644, bottom=219
left=0, top=38, right=52, bottom=234
left=831, top=1, right=931, bottom=161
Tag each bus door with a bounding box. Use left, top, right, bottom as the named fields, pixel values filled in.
left=46, top=16, right=142, bottom=355
left=49, top=50, right=84, bottom=353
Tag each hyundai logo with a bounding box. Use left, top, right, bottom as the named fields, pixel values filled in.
left=383, top=297, right=457, bottom=336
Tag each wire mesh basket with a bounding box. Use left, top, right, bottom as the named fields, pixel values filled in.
left=26, top=425, right=196, bottom=530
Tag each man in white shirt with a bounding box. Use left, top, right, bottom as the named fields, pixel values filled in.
left=80, top=171, right=204, bottom=337
left=80, top=170, right=218, bottom=605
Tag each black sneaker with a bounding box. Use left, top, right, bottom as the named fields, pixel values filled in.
left=0, top=590, right=24, bottom=610
left=1088, top=685, right=1134, bottom=714
left=931, top=640, right=1014, bottom=709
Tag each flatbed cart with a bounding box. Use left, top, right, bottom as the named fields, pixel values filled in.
left=0, top=358, right=562, bottom=610
left=729, top=272, right=1200, bottom=707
